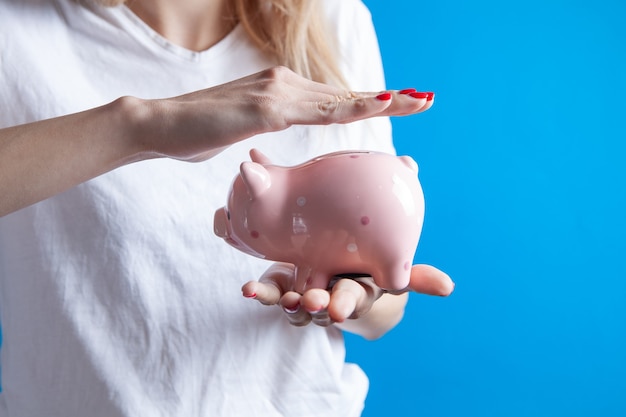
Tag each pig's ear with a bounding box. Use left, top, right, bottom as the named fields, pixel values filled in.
left=399, top=156, right=419, bottom=174
left=249, top=148, right=272, bottom=165
left=240, top=161, right=271, bottom=198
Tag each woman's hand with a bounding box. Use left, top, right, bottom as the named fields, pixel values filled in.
left=141, top=66, right=434, bottom=161
left=241, top=262, right=453, bottom=339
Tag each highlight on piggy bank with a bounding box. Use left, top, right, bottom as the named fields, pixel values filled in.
left=213, top=148, right=425, bottom=292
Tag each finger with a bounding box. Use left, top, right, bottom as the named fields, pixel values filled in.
left=241, top=280, right=281, bottom=305
left=300, top=289, right=334, bottom=326
left=319, top=89, right=435, bottom=122
left=381, top=90, right=435, bottom=117
left=404, top=264, right=455, bottom=296
left=257, top=262, right=296, bottom=292
left=241, top=262, right=296, bottom=305
left=328, top=278, right=379, bottom=322
left=300, top=289, right=331, bottom=314
left=285, top=93, right=393, bottom=126
left=273, top=66, right=431, bottom=112
left=279, top=291, right=311, bottom=326
left=415, top=92, right=435, bottom=113
left=328, top=286, right=359, bottom=323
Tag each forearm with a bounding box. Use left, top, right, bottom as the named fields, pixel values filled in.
left=335, top=292, right=409, bottom=340
left=0, top=97, right=155, bottom=217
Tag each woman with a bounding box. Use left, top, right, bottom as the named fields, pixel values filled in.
left=0, top=0, right=453, bottom=415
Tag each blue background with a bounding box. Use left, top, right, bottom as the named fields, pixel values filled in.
left=346, top=0, right=626, bottom=416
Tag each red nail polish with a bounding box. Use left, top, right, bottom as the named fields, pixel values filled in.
left=376, top=92, right=392, bottom=101
left=243, top=292, right=257, bottom=298
left=399, top=88, right=417, bottom=95
left=426, top=92, right=435, bottom=101
left=408, top=92, right=429, bottom=99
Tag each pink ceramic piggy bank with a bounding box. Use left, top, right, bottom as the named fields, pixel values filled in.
left=213, top=148, right=425, bottom=292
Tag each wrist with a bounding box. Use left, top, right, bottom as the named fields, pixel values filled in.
left=109, top=95, right=164, bottom=163
left=114, top=95, right=228, bottom=162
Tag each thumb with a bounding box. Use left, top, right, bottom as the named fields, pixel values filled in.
left=241, top=262, right=296, bottom=305
left=404, top=264, right=455, bottom=296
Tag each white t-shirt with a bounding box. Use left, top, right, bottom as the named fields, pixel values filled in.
left=0, top=0, right=395, bottom=416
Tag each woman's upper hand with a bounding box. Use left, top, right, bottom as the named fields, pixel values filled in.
left=140, top=66, right=433, bottom=162
left=241, top=262, right=453, bottom=339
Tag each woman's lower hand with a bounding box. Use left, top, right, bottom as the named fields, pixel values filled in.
left=241, top=262, right=454, bottom=328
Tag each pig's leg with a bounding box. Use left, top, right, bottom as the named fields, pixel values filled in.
left=294, top=266, right=332, bottom=293
left=378, top=261, right=413, bottom=292
left=294, top=265, right=312, bottom=293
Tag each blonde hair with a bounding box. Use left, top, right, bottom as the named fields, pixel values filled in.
left=91, top=0, right=345, bottom=86
left=232, top=0, right=345, bottom=87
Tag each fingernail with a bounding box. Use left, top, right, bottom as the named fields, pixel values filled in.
left=243, top=292, right=257, bottom=299
left=399, top=88, right=417, bottom=95
left=376, top=92, right=392, bottom=101
left=408, top=92, right=429, bottom=99
left=283, top=303, right=300, bottom=314
left=426, top=92, right=435, bottom=101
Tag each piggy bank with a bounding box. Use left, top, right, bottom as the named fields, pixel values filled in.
left=213, top=148, right=425, bottom=292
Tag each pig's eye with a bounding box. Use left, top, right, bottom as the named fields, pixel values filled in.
left=226, top=210, right=231, bottom=221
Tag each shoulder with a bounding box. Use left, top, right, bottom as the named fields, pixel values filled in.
left=0, top=0, right=60, bottom=21
left=0, top=0, right=83, bottom=61
left=0, top=0, right=74, bottom=37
